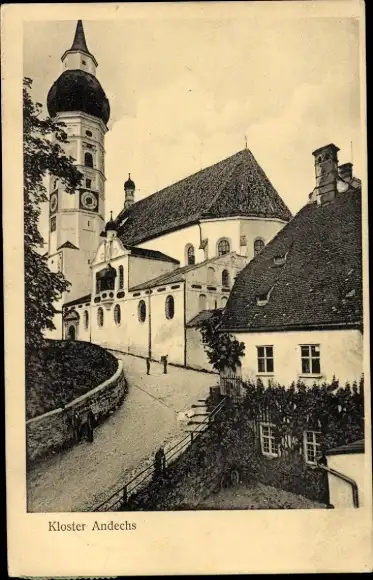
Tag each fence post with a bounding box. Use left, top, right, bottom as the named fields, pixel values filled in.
left=122, top=484, right=128, bottom=506
left=190, top=432, right=194, bottom=445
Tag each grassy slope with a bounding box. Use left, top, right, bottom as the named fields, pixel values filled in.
left=26, top=340, right=118, bottom=420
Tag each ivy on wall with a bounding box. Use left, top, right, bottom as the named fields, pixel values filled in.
left=240, top=376, right=364, bottom=454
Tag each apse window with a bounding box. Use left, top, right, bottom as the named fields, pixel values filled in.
left=186, top=244, right=195, bottom=265
left=138, top=300, right=146, bottom=323
left=217, top=239, right=230, bottom=256
left=300, top=345, right=321, bottom=375
left=254, top=238, right=265, bottom=256
left=165, top=295, right=175, bottom=320
left=83, top=310, right=89, bottom=330
left=257, top=346, right=274, bottom=373
left=97, top=307, right=104, bottom=328
left=114, top=304, right=121, bottom=325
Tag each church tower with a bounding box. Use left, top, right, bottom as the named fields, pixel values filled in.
left=46, top=20, right=110, bottom=306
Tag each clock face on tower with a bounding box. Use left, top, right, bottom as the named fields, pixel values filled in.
left=80, top=190, right=99, bottom=212
left=50, top=192, right=58, bottom=214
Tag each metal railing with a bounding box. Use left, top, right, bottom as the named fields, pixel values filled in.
left=93, top=396, right=227, bottom=512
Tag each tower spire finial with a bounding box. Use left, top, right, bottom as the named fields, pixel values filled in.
left=70, top=20, right=90, bottom=54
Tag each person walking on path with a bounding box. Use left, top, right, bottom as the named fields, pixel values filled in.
left=154, top=446, right=166, bottom=480
left=146, top=357, right=151, bottom=375
left=163, top=355, right=168, bottom=375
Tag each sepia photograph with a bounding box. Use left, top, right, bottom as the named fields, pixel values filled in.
left=4, top=0, right=371, bottom=576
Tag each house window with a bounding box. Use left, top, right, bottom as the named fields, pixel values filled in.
left=118, top=265, right=124, bottom=290
left=300, top=345, right=321, bottom=375
left=303, top=431, right=321, bottom=464
left=50, top=216, right=56, bottom=232
left=217, top=239, right=230, bottom=256
left=207, top=267, right=215, bottom=284
left=198, top=294, right=207, bottom=311
left=114, top=304, right=121, bottom=325
left=186, top=244, right=195, bottom=265
left=260, top=423, right=279, bottom=457
left=83, top=310, right=89, bottom=330
left=97, top=307, right=104, bottom=328
left=86, top=178, right=92, bottom=189
left=165, top=295, right=175, bottom=320
left=257, top=346, right=274, bottom=373
left=138, top=300, right=146, bottom=323
left=222, top=269, right=230, bottom=288
left=84, top=152, right=93, bottom=168
left=254, top=238, right=265, bottom=256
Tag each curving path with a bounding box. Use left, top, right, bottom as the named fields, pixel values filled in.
left=27, top=352, right=217, bottom=512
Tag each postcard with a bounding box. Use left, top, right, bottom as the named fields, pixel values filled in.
left=3, top=0, right=372, bottom=576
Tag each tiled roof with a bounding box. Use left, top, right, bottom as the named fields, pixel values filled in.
left=129, top=252, right=238, bottom=291
left=116, top=149, right=292, bottom=246
left=64, top=293, right=91, bottom=308
left=127, top=246, right=179, bottom=264
left=186, top=309, right=223, bottom=328
left=220, top=187, right=362, bottom=332
left=325, top=439, right=364, bottom=456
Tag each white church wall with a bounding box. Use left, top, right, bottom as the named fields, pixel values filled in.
left=138, top=223, right=204, bottom=266
left=186, top=328, right=214, bottom=372
left=232, top=328, right=363, bottom=387
left=63, top=248, right=92, bottom=302
left=150, top=287, right=185, bottom=365
left=200, top=219, right=241, bottom=257
left=128, top=255, right=177, bottom=290
left=240, top=217, right=287, bottom=261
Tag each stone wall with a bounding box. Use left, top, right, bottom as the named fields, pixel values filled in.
left=26, top=359, right=126, bottom=466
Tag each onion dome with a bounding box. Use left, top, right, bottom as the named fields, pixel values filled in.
left=124, top=173, right=135, bottom=191
left=47, top=69, right=110, bottom=124
left=105, top=211, right=117, bottom=233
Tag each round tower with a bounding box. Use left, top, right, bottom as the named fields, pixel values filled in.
left=46, top=20, right=110, bottom=303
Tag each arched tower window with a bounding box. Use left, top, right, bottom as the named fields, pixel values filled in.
left=198, top=294, right=207, bottom=311
left=222, top=269, right=230, bottom=288
left=118, top=265, right=124, bottom=290
left=138, top=300, right=146, bottom=323
left=84, top=152, right=94, bottom=168
left=165, top=295, right=175, bottom=320
left=254, top=238, right=265, bottom=256
left=97, top=307, right=104, bottom=328
left=186, top=244, right=195, bottom=265
left=217, top=238, right=230, bottom=256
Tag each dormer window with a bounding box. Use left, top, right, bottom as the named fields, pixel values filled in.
left=273, top=253, right=287, bottom=267
left=256, top=286, right=274, bottom=306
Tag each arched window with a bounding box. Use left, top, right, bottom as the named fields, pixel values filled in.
left=222, top=269, right=230, bottom=288
left=118, top=265, right=124, bottom=290
left=165, top=295, right=175, bottom=320
left=114, top=304, right=121, bottom=325
left=217, top=239, right=230, bottom=256
left=186, top=244, right=195, bottom=265
left=84, top=152, right=93, bottom=168
left=83, top=310, right=89, bottom=330
left=221, top=296, right=228, bottom=307
left=198, top=294, right=207, bottom=311
left=97, top=307, right=104, bottom=328
left=207, top=267, right=215, bottom=284
left=138, top=300, right=146, bottom=323
left=254, top=238, right=265, bottom=256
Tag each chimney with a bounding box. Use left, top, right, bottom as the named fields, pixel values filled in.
left=124, top=173, right=135, bottom=209
left=338, top=162, right=353, bottom=181
left=312, top=143, right=340, bottom=205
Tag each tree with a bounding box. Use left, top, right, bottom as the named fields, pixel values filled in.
left=198, top=309, right=245, bottom=373
left=23, top=77, right=82, bottom=348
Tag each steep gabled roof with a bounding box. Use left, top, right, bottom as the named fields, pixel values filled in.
left=186, top=309, right=223, bottom=328
left=220, top=187, right=362, bottom=333
left=116, top=149, right=292, bottom=246
left=127, top=246, right=179, bottom=264
left=64, top=293, right=91, bottom=308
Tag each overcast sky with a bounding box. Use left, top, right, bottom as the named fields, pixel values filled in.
left=24, top=13, right=362, bottom=243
